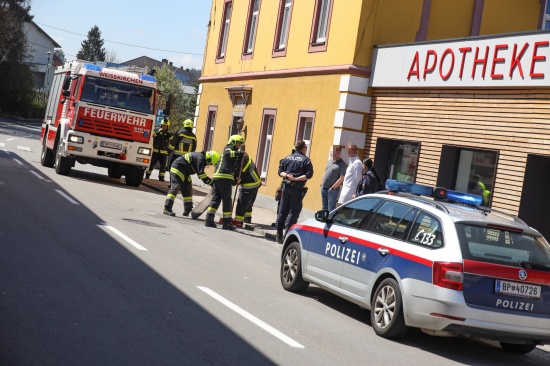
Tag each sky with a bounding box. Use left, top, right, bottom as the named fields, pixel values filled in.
left=29, top=0, right=212, bottom=70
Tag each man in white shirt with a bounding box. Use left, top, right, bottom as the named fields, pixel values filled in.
left=338, top=144, right=363, bottom=205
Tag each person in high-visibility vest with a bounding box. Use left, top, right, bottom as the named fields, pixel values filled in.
left=169, top=119, right=197, bottom=167
left=146, top=118, right=173, bottom=181
left=233, top=152, right=260, bottom=227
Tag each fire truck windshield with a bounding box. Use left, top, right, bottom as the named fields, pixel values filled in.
left=80, top=76, right=154, bottom=114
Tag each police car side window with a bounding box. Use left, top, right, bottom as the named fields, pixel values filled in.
left=364, top=201, right=412, bottom=238
left=331, top=198, right=380, bottom=229
left=408, top=211, right=443, bottom=248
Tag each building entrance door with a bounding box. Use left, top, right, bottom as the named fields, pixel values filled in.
left=518, top=154, right=550, bottom=241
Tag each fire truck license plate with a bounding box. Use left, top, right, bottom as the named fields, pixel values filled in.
left=100, top=141, right=122, bottom=150
left=495, top=280, right=541, bottom=299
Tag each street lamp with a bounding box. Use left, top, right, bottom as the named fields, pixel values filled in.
left=44, top=51, right=52, bottom=92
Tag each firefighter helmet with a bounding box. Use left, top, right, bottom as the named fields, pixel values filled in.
left=228, top=134, right=244, bottom=146
left=161, top=118, right=170, bottom=127
left=205, top=150, right=220, bottom=166
left=183, top=119, right=194, bottom=128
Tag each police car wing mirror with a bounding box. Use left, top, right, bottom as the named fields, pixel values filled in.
left=315, top=210, right=330, bottom=223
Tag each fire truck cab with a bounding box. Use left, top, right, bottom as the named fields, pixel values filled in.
left=40, top=61, right=160, bottom=187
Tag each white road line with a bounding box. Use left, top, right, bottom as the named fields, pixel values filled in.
left=17, top=146, right=31, bottom=152
left=197, top=286, right=305, bottom=349
left=13, top=158, right=22, bottom=165
left=55, top=189, right=80, bottom=205
left=6, top=138, right=14, bottom=141
left=103, top=224, right=148, bottom=251
left=29, top=170, right=44, bottom=180
left=0, top=143, right=4, bottom=147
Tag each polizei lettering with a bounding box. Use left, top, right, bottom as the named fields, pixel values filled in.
left=325, top=242, right=361, bottom=264
left=84, top=108, right=147, bottom=127
left=496, top=299, right=534, bottom=312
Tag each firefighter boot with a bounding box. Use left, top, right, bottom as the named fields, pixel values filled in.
left=159, top=175, right=165, bottom=182
left=145, top=173, right=151, bottom=179
left=205, top=213, right=217, bottom=228
left=182, top=203, right=193, bottom=217
left=222, top=217, right=236, bottom=231
left=244, top=216, right=252, bottom=224
left=163, top=208, right=175, bottom=217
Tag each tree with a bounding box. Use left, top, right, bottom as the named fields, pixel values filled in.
left=104, top=49, right=120, bottom=63
left=154, top=64, right=198, bottom=131
left=187, top=68, right=202, bottom=79
left=76, top=25, right=106, bottom=62
left=53, top=49, right=65, bottom=64
left=0, top=0, right=36, bottom=116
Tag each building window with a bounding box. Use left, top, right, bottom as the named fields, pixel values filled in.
left=243, top=0, right=261, bottom=58
left=296, top=111, right=315, bottom=156
left=309, top=0, right=333, bottom=52
left=217, top=0, right=233, bottom=62
left=203, top=106, right=217, bottom=151
left=437, top=146, right=497, bottom=207
left=543, top=0, right=550, bottom=29
left=374, top=138, right=419, bottom=184
left=273, top=0, right=293, bottom=57
left=256, top=109, right=276, bottom=181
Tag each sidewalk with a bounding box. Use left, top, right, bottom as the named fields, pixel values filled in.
left=142, top=171, right=280, bottom=242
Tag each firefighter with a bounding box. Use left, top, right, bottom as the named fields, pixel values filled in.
left=205, top=135, right=245, bottom=230
left=168, top=118, right=197, bottom=167
left=233, top=150, right=260, bottom=227
left=164, top=150, right=220, bottom=217
left=146, top=118, right=173, bottom=181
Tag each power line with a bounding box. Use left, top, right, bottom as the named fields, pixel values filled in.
left=36, top=22, right=204, bottom=56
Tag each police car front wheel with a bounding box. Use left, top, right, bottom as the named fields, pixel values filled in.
left=280, top=242, right=309, bottom=293
left=371, top=278, right=408, bottom=338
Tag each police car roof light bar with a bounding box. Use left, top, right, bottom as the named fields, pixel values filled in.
left=385, top=179, right=433, bottom=197
left=445, top=189, right=483, bottom=207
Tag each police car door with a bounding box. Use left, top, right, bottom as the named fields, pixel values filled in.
left=340, top=200, right=418, bottom=298
left=313, top=198, right=381, bottom=290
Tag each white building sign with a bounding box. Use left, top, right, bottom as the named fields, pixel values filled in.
left=371, top=32, right=550, bottom=88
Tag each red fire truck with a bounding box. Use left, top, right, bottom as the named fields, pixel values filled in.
left=40, top=61, right=163, bottom=187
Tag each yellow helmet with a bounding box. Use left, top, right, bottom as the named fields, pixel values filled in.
left=228, top=134, right=244, bottom=146
left=205, top=150, right=220, bottom=166
left=161, top=118, right=170, bottom=126
left=183, top=119, right=193, bottom=128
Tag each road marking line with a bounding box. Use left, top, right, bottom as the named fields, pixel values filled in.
left=55, top=189, right=80, bottom=205
left=29, top=170, right=44, bottom=180
left=0, top=143, right=4, bottom=147
left=197, top=286, right=305, bottom=349
left=13, top=158, right=22, bottom=165
left=103, top=224, right=148, bottom=251
left=6, top=138, right=14, bottom=141
left=17, top=146, right=31, bottom=152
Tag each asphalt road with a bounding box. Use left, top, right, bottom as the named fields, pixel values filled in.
left=1, top=119, right=549, bottom=365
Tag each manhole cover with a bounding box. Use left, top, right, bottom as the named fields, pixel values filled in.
left=122, top=219, right=167, bottom=228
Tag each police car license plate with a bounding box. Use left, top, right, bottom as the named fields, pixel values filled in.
left=100, top=141, right=122, bottom=150
left=495, top=279, right=541, bottom=299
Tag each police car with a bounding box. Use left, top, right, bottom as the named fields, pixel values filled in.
left=279, top=180, right=550, bottom=354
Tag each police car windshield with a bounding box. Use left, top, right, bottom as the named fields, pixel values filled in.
left=81, top=76, right=154, bottom=114
left=456, top=223, right=550, bottom=270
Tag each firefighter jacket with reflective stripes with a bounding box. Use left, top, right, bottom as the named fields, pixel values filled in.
left=239, top=156, right=261, bottom=189
left=169, top=127, right=197, bottom=155
left=152, top=127, right=173, bottom=155
left=213, top=144, right=243, bottom=182
left=169, top=152, right=212, bottom=185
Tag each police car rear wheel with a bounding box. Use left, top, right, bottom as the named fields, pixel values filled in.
left=499, top=342, right=537, bottom=354
left=280, top=242, right=309, bottom=293
left=371, top=278, right=408, bottom=338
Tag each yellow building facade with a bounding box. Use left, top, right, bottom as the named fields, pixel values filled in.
left=195, top=0, right=545, bottom=222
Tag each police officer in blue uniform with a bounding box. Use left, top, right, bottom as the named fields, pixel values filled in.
left=275, top=141, right=314, bottom=243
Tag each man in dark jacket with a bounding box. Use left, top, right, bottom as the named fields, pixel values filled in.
left=146, top=118, right=173, bottom=181
left=355, top=158, right=380, bottom=197
left=169, top=118, right=197, bottom=167
left=275, top=141, right=314, bottom=243
left=205, top=135, right=245, bottom=230
left=233, top=152, right=261, bottom=227
left=164, top=151, right=219, bottom=217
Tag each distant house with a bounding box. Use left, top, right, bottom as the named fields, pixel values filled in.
left=118, top=56, right=199, bottom=95
left=23, top=21, right=60, bottom=89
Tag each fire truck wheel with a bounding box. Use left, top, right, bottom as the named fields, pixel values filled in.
left=108, top=167, right=123, bottom=179
left=54, top=144, right=72, bottom=176
left=125, top=167, right=144, bottom=187
left=40, top=137, right=54, bottom=168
